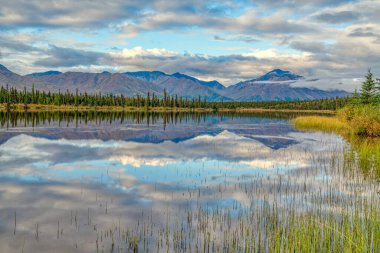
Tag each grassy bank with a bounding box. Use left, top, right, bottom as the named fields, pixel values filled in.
left=293, top=105, right=380, bottom=137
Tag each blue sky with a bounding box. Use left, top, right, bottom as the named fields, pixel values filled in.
left=1, top=0, right=380, bottom=90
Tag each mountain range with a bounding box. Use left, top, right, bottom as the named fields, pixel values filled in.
left=0, top=64, right=349, bottom=101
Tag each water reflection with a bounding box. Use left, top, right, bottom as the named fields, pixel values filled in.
left=0, top=111, right=305, bottom=148
left=0, top=112, right=378, bottom=252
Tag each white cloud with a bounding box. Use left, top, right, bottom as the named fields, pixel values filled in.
left=110, top=46, right=178, bottom=58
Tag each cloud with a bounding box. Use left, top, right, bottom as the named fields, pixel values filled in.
left=0, top=0, right=353, bottom=31
left=289, top=41, right=328, bottom=54
left=0, top=0, right=146, bottom=29
left=123, top=9, right=318, bottom=36
left=314, top=11, right=360, bottom=24
left=253, top=0, right=354, bottom=8
left=348, top=26, right=380, bottom=38
left=0, top=36, right=39, bottom=52
left=34, top=45, right=107, bottom=68
left=0, top=0, right=246, bottom=30
left=110, top=46, right=178, bottom=58
left=214, top=35, right=259, bottom=43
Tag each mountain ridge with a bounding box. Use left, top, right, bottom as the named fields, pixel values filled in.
left=0, top=64, right=350, bottom=101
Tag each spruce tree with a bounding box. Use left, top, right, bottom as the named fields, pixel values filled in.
left=376, top=78, right=380, bottom=103
left=360, top=69, right=375, bottom=104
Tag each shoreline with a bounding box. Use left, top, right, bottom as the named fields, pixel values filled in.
left=0, top=104, right=335, bottom=114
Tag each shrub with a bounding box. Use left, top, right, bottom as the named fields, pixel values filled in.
left=338, top=105, right=380, bottom=137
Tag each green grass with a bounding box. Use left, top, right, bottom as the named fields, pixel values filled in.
left=344, top=137, right=380, bottom=179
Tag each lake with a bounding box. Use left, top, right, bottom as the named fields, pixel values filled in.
left=0, top=111, right=379, bottom=252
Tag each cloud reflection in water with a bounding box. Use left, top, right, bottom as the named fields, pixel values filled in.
left=0, top=116, right=358, bottom=252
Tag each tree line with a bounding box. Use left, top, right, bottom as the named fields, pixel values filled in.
left=0, top=86, right=208, bottom=109
left=0, top=84, right=351, bottom=111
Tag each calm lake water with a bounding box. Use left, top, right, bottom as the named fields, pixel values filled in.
left=0, top=112, right=378, bottom=252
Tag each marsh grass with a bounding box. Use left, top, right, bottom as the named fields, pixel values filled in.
left=344, top=137, right=380, bottom=179
left=293, top=116, right=349, bottom=134
left=293, top=106, right=380, bottom=178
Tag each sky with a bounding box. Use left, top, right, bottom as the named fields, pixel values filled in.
left=0, top=0, right=380, bottom=91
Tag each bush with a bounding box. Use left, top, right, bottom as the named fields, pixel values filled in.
left=338, top=105, right=380, bottom=137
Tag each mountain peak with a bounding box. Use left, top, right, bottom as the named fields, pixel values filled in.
left=269, top=69, right=288, bottom=74
left=255, top=69, right=303, bottom=82
left=171, top=72, right=196, bottom=81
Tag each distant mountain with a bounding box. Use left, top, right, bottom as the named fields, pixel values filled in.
left=125, top=71, right=225, bottom=90
left=0, top=65, right=162, bottom=96
left=221, top=81, right=348, bottom=101
left=170, top=72, right=225, bottom=90
left=124, top=71, right=229, bottom=101
left=27, top=70, right=62, bottom=77
left=252, top=69, right=303, bottom=82
left=0, top=64, right=350, bottom=101
left=218, top=69, right=349, bottom=101
left=30, top=72, right=163, bottom=95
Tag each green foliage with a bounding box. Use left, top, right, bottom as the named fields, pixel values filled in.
left=351, top=89, right=361, bottom=105
left=338, top=105, right=380, bottom=137
left=360, top=69, right=376, bottom=104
